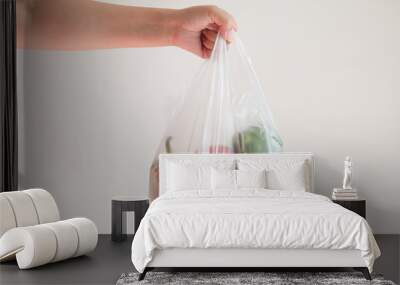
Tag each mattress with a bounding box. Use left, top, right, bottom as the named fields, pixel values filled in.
left=131, top=189, right=380, bottom=273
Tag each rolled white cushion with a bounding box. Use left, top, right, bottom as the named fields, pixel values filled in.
left=24, top=189, right=60, bottom=224
left=0, top=196, right=17, bottom=237
left=0, top=218, right=98, bottom=269
left=0, top=192, right=39, bottom=227
left=42, top=221, right=79, bottom=262
left=64, top=218, right=98, bottom=257
left=0, top=226, right=57, bottom=269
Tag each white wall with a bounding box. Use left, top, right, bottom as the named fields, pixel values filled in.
left=18, top=0, right=400, bottom=234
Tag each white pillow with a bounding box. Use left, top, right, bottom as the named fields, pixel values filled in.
left=166, top=162, right=211, bottom=191
left=266, top=162, right=306, bottom=191
left=236, top=170, right=268, bottom=189
left=237, top=158, right=309, bottom=191
left=211, top=168, right=236, bottom=190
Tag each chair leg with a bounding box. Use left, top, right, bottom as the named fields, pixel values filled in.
left=138, top=268, right=148, bottom=281
left=354, top=267, right=372, bottom=280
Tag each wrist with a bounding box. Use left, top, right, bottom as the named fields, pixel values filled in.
left=160, top=9, right=181, bottom=47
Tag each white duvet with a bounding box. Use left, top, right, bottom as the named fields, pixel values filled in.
left=131, top=190, right=380, bottom=273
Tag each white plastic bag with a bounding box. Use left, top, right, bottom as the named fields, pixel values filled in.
left=149, top=33, right=283, bottom=200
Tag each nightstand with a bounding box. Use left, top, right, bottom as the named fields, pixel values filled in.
left=111, top=196, right=149, bottom=242
left=332, top=199, right=366, bottom=219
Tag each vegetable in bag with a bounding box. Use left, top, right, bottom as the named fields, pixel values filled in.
left=149, top=33, right=283, bottom=201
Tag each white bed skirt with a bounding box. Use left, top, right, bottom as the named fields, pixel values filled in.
left=148, top=248, right=366, bottom=268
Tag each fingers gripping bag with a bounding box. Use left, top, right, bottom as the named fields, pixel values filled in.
left=149, top=33, right=283, bottom=201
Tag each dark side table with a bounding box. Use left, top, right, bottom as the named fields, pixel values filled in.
left=111, top=196, right=149, bottom=242
left=332, top=198, right=366, bottom=219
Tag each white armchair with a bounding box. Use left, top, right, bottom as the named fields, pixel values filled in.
left=0, top=189, right=97, bottom=269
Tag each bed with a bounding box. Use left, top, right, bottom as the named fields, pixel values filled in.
left=131, top=153, right=380, bottom=280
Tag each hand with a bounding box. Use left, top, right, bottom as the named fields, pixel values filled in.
left=173, top=6, right=237, bottom=58
left=17, top=1, right=237, bottom=55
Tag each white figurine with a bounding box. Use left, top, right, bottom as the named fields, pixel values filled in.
left=342, top=156, right=353, bottom=190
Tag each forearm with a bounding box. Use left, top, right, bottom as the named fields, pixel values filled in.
left=17, top=0, right=179, bottom=50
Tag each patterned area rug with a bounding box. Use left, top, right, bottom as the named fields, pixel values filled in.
left=116, top=272, right=396, bottom=285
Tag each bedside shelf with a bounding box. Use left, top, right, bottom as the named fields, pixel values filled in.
left=332, top=199, right=366, bottom=219
left=111, top=197, right=149, bottom=242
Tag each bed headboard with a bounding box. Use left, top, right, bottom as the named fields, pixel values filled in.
left=159, top=153, right=315, bottom=196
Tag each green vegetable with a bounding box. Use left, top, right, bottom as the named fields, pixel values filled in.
left=233, top=126, right=283, bottom=153
left=234, top=126, right=269, bottom=153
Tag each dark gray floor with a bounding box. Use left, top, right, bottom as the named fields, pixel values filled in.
left=0, top=235, right=133, bottom=285
left=0, top=234, right=399, bottom=285
left=375, top=234, right=400, bottom=283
